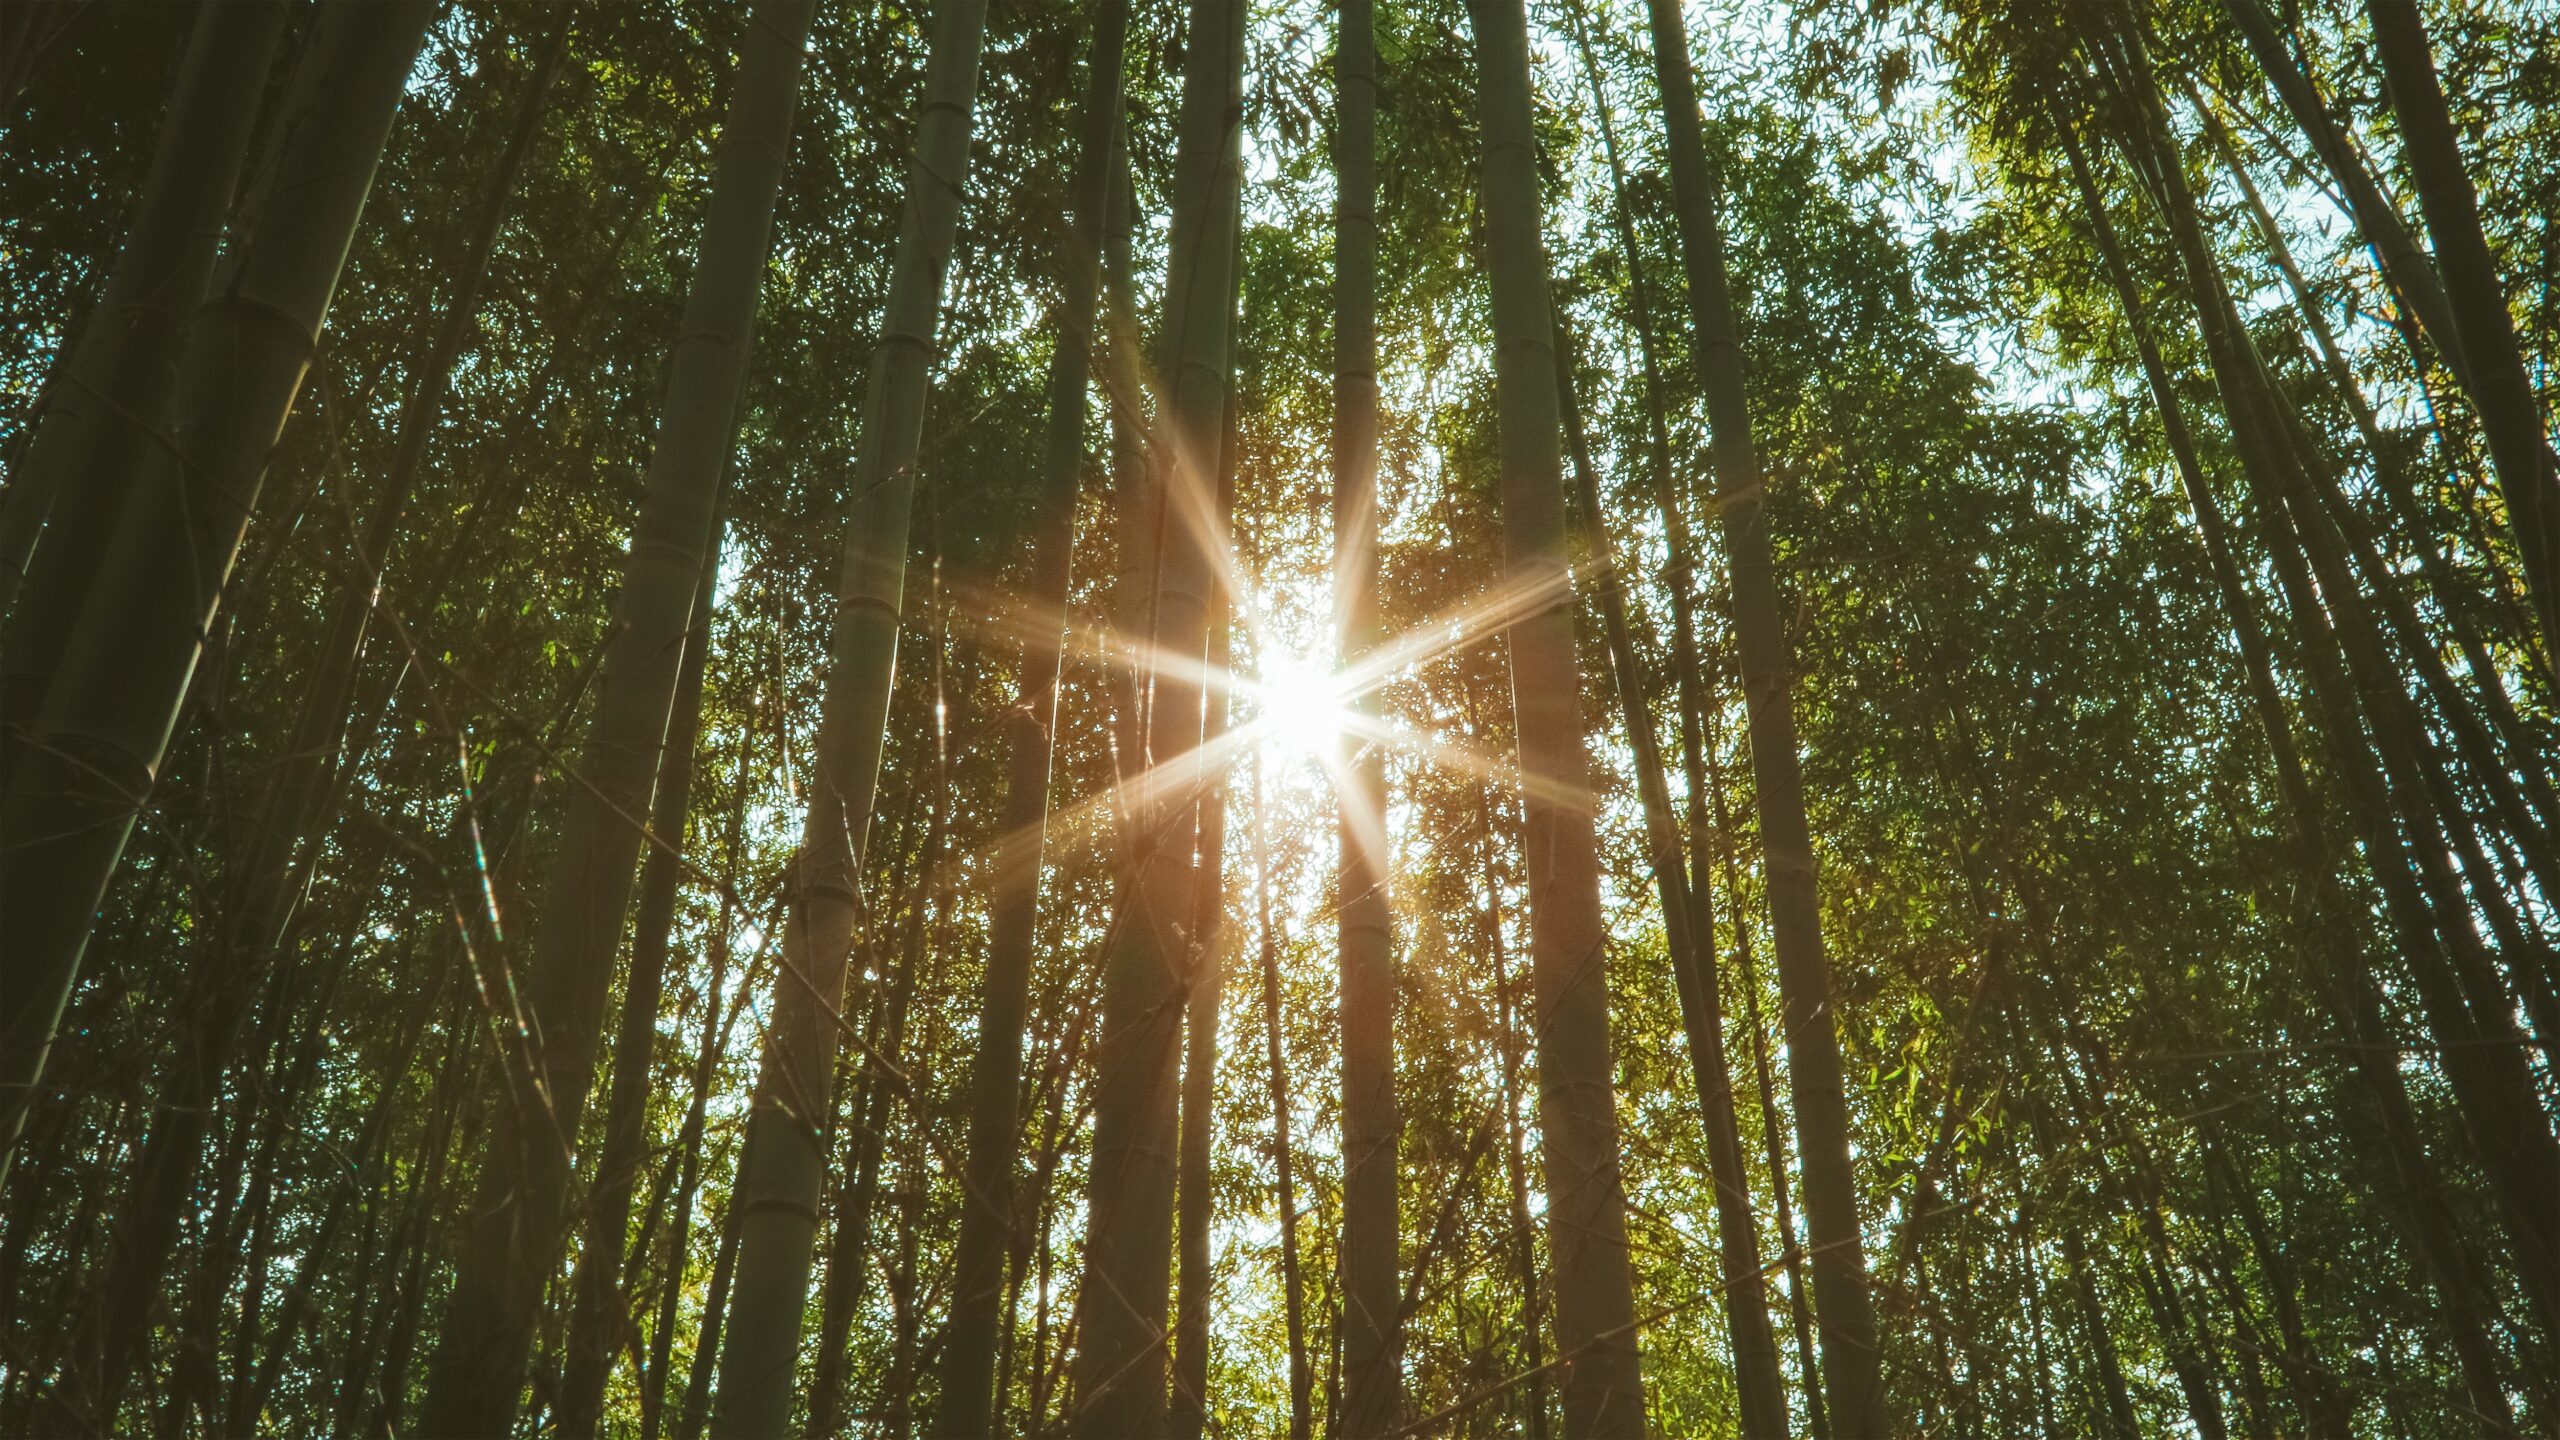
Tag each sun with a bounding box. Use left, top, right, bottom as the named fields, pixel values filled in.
left=1245, top=652, right=1357, bottom=760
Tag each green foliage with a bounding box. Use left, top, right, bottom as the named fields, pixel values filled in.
left=4, top=0, right=2557, bottom=1435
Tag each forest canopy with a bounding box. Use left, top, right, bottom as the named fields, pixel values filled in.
left=3, top=0, right=2559, bottom=1436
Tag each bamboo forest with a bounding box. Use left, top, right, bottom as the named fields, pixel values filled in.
left=9, top=0, right=2560, bottom=1434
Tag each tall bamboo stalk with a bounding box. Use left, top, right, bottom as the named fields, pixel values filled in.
left=712, top=5, right=990, bottom=1433
left=93, top=28, right=566, bottom=1416
left=645, top=686, right=761, bottom=1440
left=676, top=1150, right=751, bottom=1440
left=1557, top=313, right=1792, bottom=1437
left=1254, top=751, right=1316, bottom=1440
left=2362, top=0, right=2560, bottom=666
left=1172, top=580, right=1234, bottom=1440
left=414, top=5, right=814, bottom=1431
left=0, top=0, right=285, bottom=646
left=1564, top=16, right=1833, bottom=1424
left=808, top=602, right=950, bottom=1437
left=2044, top=1035, right=2233, bottom=1440
left=243, top=962, right=454, bottom=1429
left=373, top=997, right=485, bottom=1437
left=1637, top=1, right=1885, bottom=1429
left=1718, top=785, right=1831, bottom=1440
left=0, top=0, right=434, bottom=1195
left=556, top=513, right=724, bottom=1436
left=1465, top=0, right=1650, bottom=1431
left=1332, top=1, right=1402, bottom=1432
left=933, top=6, right=1127, bottom=1430
left=2175, top=90, right=2560, bottom=934
left=1481, top=808, right=1554, bottom=1440
left=1068, top=0, right=1244, bottom=1429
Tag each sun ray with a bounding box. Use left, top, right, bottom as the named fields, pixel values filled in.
left=942, top=495, right=1607, bottom=898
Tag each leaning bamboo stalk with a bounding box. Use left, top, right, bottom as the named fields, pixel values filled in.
left=1171, top=578, right=1234, bottom=1440
left=93, top=29, right=567, bottom=1414
left=1557, top=310, right=1792, bottom=1438
left=644, top=664, right=762, bottom=1440
left=807, top=555, right=952, bottom=1436
left=0, top=0, right=286, bottom=649
left=1254, top=749, right=1317, bottom=1440
left=711, top=5, right=991, bottom=1433
left=556, top=514, right=724, bottom=1437
left=2361, top=0, right=2560, bottom=668
left=0, top=0, right=435, bottom=1195
left=933, top=6, right=1128, bottom=1430
left=1638, top=1, right=1886, bottom=1427
left=1481, top=809, right=1554, bottom=1440
left=2190, top=88, right=2556, bottom=814
left=414, top=5, right=815, bottom=1431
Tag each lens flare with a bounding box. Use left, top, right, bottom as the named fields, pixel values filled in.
left=1245, top=653, right=1356, bottom=760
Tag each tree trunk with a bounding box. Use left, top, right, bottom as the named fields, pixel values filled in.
left=2363, top=0, right=2560, bottom=667
left=0, top=0, right=432, bottom=1202
left=2020, top=1200, right=2057, bottom=1440
left=2220, top=0, right=2467, bottom=393
left=1638, top=1, right=1885, bottom=1430
left=2090, top=8, right=2560, bottom=1345
left=709, top=7, right=990, bottom=1431
left=2060, top=117, right=2517, bottom=1435
left=1101, top=144, right=1155, bottom=806
left=1254, top=754, right=1316, bottom=1440
left=1027, top=990, right=1096, bottom=1439
left=1701, top=702, right=1831, bottom=1440
left=1557, top=312, right=1791, bottom=1437
left=1067, top=0, right=1243, bottom=1428
left=934, top=6, right=1127, bottom=1430
left=93, top=26, right=565, bottom=1415
left=1479, top=801, right=1554, bottom=1440
left=1732, top=879, right=1830, bottom=1440
left=810, top=678, right=950, bottom=1437
left=0, top=0, right=284, bottom=653
left=886, top=1182, right=929, bottom=1440
left=676, top=1142, right=752, bottom=1440
left=645, top=711, right=757, bottom=1440
left=2129, top=1193, right=2232, bottom=1438
left=1171, top=587, right=1234, bottom=1440
left=414, top=6, right=811, bottom=1431
left=2240, top=248, right=2560, bottom=897
left=2226, top=300, right=2560, bottom=928
left=1465, top=0, right=1651, bottom=1431
left=1331, top=1, right=1402, bottom=1434
left=557, top=512, right=724, bottom=1436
